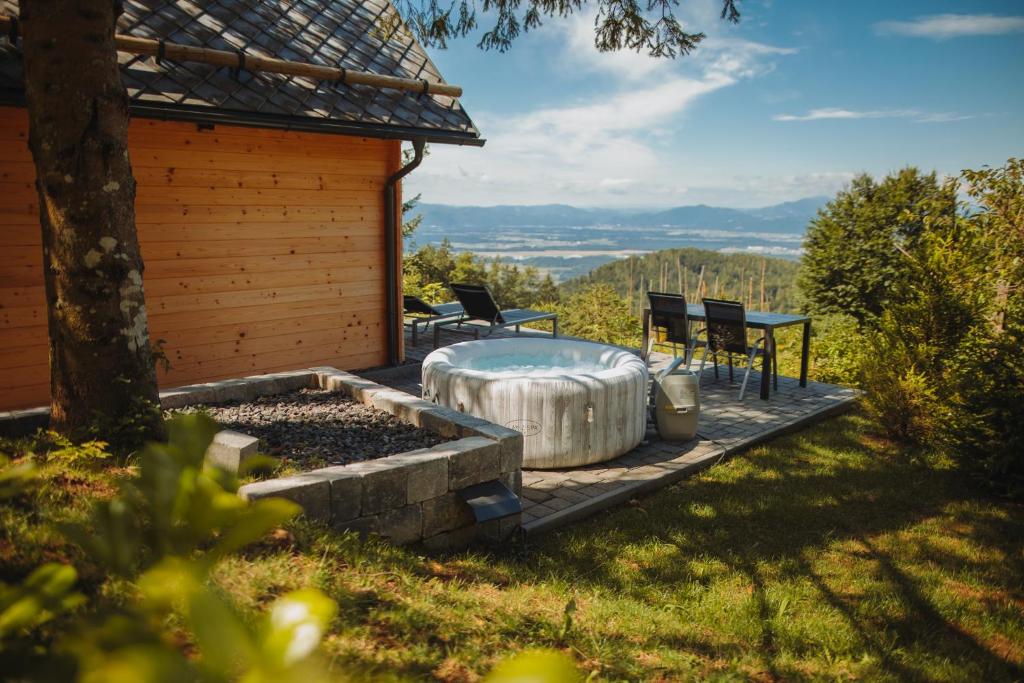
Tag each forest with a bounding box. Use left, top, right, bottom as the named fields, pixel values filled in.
left=560, top=248, right=800, bottom=314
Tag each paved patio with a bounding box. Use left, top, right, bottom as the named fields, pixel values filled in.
left=364, top=324, right=857, bottom=534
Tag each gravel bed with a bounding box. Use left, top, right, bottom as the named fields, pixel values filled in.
left=170, top=388, right=450, bottom=468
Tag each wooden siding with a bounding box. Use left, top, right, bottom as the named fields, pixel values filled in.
left=0, top=107, right=403, bottom=411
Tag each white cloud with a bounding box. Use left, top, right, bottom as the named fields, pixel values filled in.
left=874, top=14, right=1024, bottom=39
left=773, top=107, right=974, bottom=123
left=411, top=10, right=799, bottom=207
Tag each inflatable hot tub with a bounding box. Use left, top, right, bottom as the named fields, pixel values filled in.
left=422, top=338, right=647, bottom=469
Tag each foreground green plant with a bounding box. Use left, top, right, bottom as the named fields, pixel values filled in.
left=0, top=414, right=334, bottom=681
left=1, top=416, right=581, bottom=682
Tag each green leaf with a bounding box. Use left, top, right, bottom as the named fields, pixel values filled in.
left=0, top=563, right=82, bottom=638
left=187, top=586, right=259, bottom=676
left=66, top=497, right=144, bottom=576
left=77, top=643, right=194, bottom=683
left=485, top=649, right=581, bottom=683
left=0, top=458, right=37, bottom=499
left=165, top=413, right=219, bottom=468
left=259, top=588, right=337, bottom=669
left=237, top=454, right=281, bottom=479
left=137, top=557, right=201, bottom=608
left=208, top=498, right=301, bottom=562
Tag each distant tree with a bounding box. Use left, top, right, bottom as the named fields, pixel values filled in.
left=798, top=168, right=957, bottom=324
left=401, top=144, right=429, bottom=239
left=392, top=0, right=740, bottom=57
left=563, top=248, right=802, bottom=314
left=551, top=284, right=642, bottom=346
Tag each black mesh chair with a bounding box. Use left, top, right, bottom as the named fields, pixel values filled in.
left=434, top=283, right=558, bottom=347
left=698, top=298, right=777, bottom=400
left=403, top=295, right=464, bottom=346
left=644, top=291, right=694, bottom=363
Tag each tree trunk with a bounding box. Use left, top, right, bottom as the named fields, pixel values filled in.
left=19, top=0, right=162, bottom=441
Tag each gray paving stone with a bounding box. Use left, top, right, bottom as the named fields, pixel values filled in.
left=238, top=474, right=330, bottom=522
left=421, top=492, right=475, bottom=534
left=446, top=437, right=501, bottom=489
left=544, top=496, right=574, bottom=512
left=550, top=487, right=589, bottom=504
left=361, top=466, right=407, bottom=516
left=316, top=466, right=363, bottom=523
left=205, top=430, right=260, bottom=473
left=520, top=489, right=552, bottom=505
left=397, top=450, right=449, bottom=504
left=422, top=524, right=478, bottom=551
left=379, top=504, right=423, bottom=544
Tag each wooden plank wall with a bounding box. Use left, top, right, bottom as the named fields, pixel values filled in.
left=0, top=106, right=402, bottom=411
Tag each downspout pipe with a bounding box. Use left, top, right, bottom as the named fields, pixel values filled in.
left=383, top=137, right=425, bottom=366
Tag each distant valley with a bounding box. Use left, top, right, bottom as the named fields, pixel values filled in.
left=407, top=197, right=827, bottom=281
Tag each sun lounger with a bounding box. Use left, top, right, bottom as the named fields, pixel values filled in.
left=433, top=283, right=558, bottom=347
left=403, top=295, right=464, bottom=346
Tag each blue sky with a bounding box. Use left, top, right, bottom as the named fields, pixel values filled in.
left=405, top=0, right=1024, bottom=208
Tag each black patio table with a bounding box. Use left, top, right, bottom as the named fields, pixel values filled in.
left=643, top=305, right=811, bottom=401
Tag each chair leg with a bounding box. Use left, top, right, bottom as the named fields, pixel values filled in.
left=714, top=353, right=719, bottom=379
left=728, top=355, right=734, bottom=383
left=739, top=341, right=763, bottom=401
left=552, top=317, right=558, bottom=338
left=698, top=346, right=710, bottom=382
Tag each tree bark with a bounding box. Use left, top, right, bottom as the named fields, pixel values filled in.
left=19, top=0, right=162, bottom=441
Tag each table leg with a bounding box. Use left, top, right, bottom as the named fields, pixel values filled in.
left=640, top=310, right=651, bottom=360
left=760, top=330, right=773, bottom=400
left=800, top=320, right=811, bottom=387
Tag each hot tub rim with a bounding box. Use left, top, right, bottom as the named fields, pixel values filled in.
left=422, top=338, right=645, bottom=383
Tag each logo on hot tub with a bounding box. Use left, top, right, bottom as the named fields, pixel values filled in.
left=505, top=419, right=542, bottom=437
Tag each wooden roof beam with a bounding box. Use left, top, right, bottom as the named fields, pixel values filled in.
left=0, top=15, right=463, bottom=99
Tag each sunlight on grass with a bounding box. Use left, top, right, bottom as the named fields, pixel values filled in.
left=228, top=411, right=1020, bottom=681
left=4, top=411, right=1022, bottom=680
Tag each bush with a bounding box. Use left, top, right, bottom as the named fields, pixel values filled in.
left=946, top=323, right=1024, bottom=496
left=548, top=284, right=642, bottom=347
left=858, top=321, right=944, bottom=444
left=800, top=158, right=1024, bottom=496
left=403, top=240, right=558, bottom=309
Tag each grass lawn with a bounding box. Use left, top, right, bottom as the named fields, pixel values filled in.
left=3, top=411, right=1023, bottom=681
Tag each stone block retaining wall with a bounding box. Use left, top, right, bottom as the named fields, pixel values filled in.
left=236, top=367, right=524, bottom=548
left=0, top=368, right=523, bottom=549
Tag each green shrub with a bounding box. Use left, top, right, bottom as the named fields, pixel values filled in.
left=2, top=416, right=583, bottom=681
left=807, top=314, right=863, bottom=386
left=799, top=159, right=1023, bottom=496
left=946, top=323, right=1024, bottom=496
left=858, top=319, right=945, bottom=444
left=548, top=284, right=642, bottom=347
left=1, top=414, right=332, bottom=681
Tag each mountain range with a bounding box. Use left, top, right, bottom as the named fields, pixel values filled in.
left=414, top=196, right=827, bottom=234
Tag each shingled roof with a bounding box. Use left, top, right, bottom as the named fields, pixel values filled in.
left=0, top=0, right=482, bottom=145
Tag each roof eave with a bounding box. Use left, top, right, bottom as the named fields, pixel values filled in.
left=0, top=90, right=486, bottom=147
left=131, top=102, right=486, bottom=147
